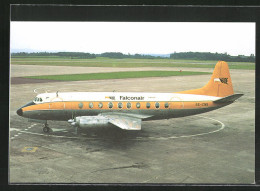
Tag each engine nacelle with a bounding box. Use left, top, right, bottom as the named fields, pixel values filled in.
left=68, top=116, right=109, bottom=128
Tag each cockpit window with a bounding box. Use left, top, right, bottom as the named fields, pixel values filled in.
left=34, top=97, right=43, bottom=102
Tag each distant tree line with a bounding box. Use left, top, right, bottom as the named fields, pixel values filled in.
left=56, top=52, right=96, bottom=59
left=97, top=52, right=160, bottom=59
left=11, top=52, right=96, bottom=59
left=11, top=51, right=255, bottom=62
left=11, top=52, right=165, bottom=59
left=170, top=52, right=255, bottom=62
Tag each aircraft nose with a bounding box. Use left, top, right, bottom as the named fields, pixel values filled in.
left=16, top=108, right=23, bottom=116
left=16, top=101, right=35, bottom=117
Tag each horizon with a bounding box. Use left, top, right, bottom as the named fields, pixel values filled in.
left=10, top=50, right=254, bottom=57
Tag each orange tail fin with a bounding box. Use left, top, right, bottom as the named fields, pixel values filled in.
left=177, top=61, right=234, bottom=97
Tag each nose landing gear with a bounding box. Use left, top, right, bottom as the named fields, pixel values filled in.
left=43, top=122, right=52, bottom=133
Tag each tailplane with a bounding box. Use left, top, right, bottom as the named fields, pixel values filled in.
left=213, top=94, right=243, bottom=103
left=177, top=61, right=234, bottom=97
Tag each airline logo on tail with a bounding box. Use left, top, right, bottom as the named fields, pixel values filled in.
left=214, top=78, right=228, bottom=84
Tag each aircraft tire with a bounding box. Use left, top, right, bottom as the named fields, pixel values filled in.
left=43, top=126, right=50, bottom=133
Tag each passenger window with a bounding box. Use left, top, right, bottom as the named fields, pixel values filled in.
left=136, top=102, right=141, bottom=109
left=146, top=102, right=150, bottom=109
left=89, top=102, right=94, bottom=108
left=78, top=102, right=83, bottom=109
left=127, top=102, right=131, bottom=109
left=118, top=102, right=123, bottom=109
left=164, top=102, right=169, bottom=108
left=108, top=102, right=113, bottom=109
left=98, top=102, right=103, bottom=108
left=155, top=102, right=160, bottom=109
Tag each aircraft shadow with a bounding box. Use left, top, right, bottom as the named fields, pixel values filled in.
left=76, top=125, right=147, bottom=150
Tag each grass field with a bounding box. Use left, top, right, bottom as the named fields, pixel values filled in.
left=24, top=71, right=211, bottom=81
left=11, top=57, right=255, bottom=70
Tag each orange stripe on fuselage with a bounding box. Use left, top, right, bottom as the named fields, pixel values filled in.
left=22, top=101, right=221, bottom=112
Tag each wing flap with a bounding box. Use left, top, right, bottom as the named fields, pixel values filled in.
left=101, top=114, right=142, bottom=130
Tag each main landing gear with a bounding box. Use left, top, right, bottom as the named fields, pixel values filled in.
left=68, top=118, right=79, bottom=135
left=74, top=126, right=79, bottom=135
left=43, top=122, right=52, bottom=133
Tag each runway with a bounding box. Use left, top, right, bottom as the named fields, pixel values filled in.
left=9, top=65, right=255, bottom=184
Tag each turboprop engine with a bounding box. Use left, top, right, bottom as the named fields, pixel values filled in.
left=68, top=116, right=109, bottom=128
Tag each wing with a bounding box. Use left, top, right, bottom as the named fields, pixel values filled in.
left=100, top=113, right=152, bottom=130
left=108, top=115, right=141, bottom=130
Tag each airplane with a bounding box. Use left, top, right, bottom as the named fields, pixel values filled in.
left=16, top=61, right=243, bottom=133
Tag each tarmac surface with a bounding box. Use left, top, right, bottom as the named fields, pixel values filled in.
left=9, top=65, right=255, bottom=184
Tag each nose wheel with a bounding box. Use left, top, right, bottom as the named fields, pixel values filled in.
left=43, top=123, right=52, bottom=133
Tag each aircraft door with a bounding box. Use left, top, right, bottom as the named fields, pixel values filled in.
left=64, top=102, right=75, bottom=119
left=49, top=96, right=65, bottom=109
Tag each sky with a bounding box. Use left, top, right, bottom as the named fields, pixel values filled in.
left=10, top=22, right=255, bottom=56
